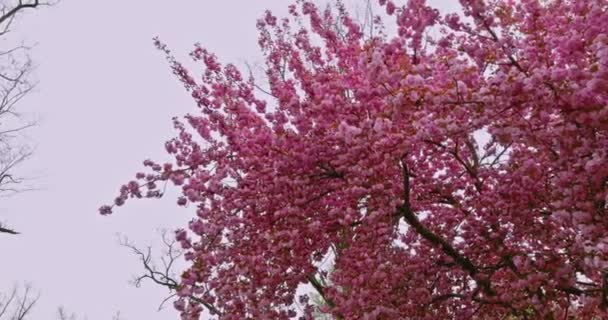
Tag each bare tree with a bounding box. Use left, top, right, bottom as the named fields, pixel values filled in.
left=0, top=0, right=51, bottom=235
left=0, top=284, right=39, bottom=320
left=0, top=286, right=124, bottom=320
left=56, top=306, right=122, bottom=320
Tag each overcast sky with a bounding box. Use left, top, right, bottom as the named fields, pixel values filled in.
left=0, top=1, right=460, bottom=319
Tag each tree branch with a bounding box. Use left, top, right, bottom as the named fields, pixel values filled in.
left=119, top=231, right=223, bottom=316
left=0, top=224, right=19, bottom=234
left=307, top=274, right=343, bottom=320
left=396, top=160, right=494, bottom=296
left=0, top=1, right=40, bottom=27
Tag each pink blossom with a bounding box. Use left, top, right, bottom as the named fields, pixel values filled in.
left=103, top=1, right=608, bottom=318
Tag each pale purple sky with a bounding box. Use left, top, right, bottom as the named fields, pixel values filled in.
left=0, top=1, right=459, bottom=319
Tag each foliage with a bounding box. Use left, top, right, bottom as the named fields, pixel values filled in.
left=103, top=0, right=608, bottom=318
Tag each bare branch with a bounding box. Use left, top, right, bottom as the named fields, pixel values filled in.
left=0, top=1, right=40, bottom=27
left=0, top=284, right=39, bottom=320
left=111, top=311, right=123, bottom=320
left=56, top=305, right=106, bottom=320
left=0, top=223, right=19, bottom=234
left=56, top=306, right=77, bottom=320
left=0, top=287, right=17, bottom=318
left=118, top=231, right=223, bottom=316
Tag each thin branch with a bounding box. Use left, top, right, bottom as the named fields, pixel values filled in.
left=0, top=287, right=17, bottom=318
left=0, top=284, right=39, bottom=320
left=14, top=285, right=38, bottom=320
left=119, top=232, right=223, bottom=316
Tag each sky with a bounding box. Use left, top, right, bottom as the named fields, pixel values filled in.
left=0, top=1, right=460, bottom=319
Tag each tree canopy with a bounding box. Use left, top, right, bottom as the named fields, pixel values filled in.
left=103, top=0, right=608, bottom=318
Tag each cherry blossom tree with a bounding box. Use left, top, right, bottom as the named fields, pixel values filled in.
left=103, top=0, right=608, bottom=318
